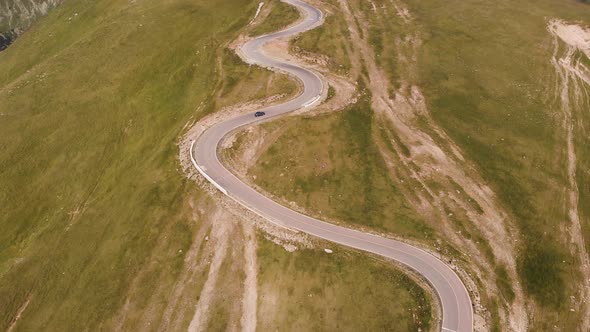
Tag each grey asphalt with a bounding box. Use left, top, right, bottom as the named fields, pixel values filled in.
left=192, top=1, right=473, bottom=331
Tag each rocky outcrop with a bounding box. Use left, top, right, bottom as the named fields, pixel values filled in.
left=0, top=31, right=16, bottom=51
left=0, top=0, right=64, bottom=51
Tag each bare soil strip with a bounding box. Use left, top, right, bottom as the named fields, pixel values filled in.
left=548, top=19, right=590, bottom=331
left=157, top=200, right=217, bottom=331
left=7, top=295, right=31, bottom=332
left=187, top=209, right=232, bottom=332
left=240, top=222, right=258, bottom=332
left=334, top=0, right=527, bottom=329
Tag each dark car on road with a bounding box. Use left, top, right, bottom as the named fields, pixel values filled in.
left=254, top=111, right=266, bottom=117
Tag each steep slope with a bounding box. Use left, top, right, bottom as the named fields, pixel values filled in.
left=244, top=0, right=590, bottom=330
left=0, top=0, right=259, bottom=329
left=0, top=0, right=434, bottom=330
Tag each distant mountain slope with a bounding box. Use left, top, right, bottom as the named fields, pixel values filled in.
left=0, top=0, right=63, bottom=50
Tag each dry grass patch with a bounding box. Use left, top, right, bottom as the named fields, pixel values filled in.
left=257, top=234, right=433, bottom=332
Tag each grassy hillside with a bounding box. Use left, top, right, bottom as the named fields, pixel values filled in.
left=249, top=0, right=301, bottom=37
left=247, top=0, right=590, bottom=330
left=249, top=99, right=433, bottom=240
left=404, top=0, right=590, bottom=328
left=0, top=0, right=432, bottom=330
left=0, top=0, right=257, bottom=329
left=257, top=236, right=432, bottom=331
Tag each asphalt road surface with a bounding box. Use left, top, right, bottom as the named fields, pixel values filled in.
left=192, top=1, right=473, bottom=331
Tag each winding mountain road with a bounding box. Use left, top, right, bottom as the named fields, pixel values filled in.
left=191, top=1, right=473, bottom=331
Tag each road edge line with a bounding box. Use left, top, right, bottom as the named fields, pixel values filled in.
left=190, top=140, right=228, bottom=196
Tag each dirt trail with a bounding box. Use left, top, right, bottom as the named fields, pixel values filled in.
left=109, top=196, right=207, bottom=330
left=250, top=2, right=265, bottom=24
left=187, top=208, right=233, bottom=332
left=240, top=222, right=258, bottom=332
left=7, top=295, right=31, bottom=332
left=157, top=200, right=218, bottom=331
left=548, top=19, right=590, bottom=331
left=335, top=0, right=527, bottom=330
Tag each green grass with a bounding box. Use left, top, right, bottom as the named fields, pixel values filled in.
left=349, top=0, right=590, bottom=327
left=401, top=0, right=590, bottom=316
left=495, top=266, right=515, bottom=304
left=326, top=84, right=336, bottom=101
left=268, top=0, right=590, bottom=328
left=299, top=0, right=590, bottom=326
left=361, top=0, right=406, bottom=89
left=291, top=9, right=352, bottom=74
left=217, top=47, right=298, bottom=108
left=251, top=98, right=433, bottom=240
left=0, top=0, right=436, bottom=330
left=0, top=0, right=260, bottom=329
left=257, top=235, right=432, bottom=331
left=249, top=0, right=301, bottom=37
